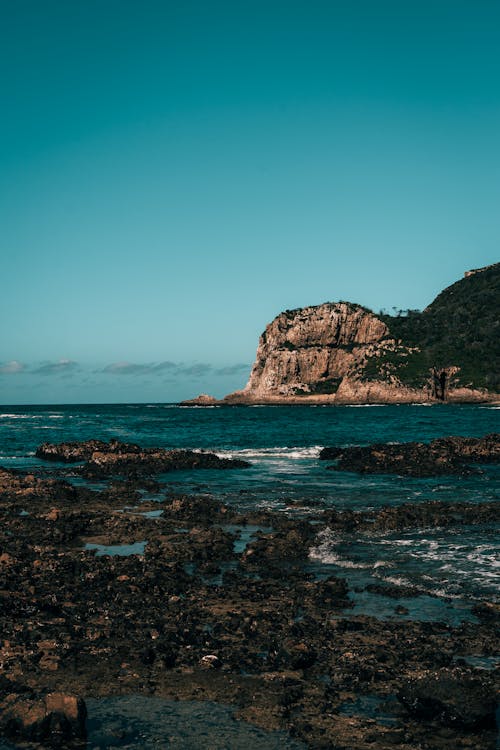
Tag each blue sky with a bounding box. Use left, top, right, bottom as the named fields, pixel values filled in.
left=1, top=0, right=499, bottom=404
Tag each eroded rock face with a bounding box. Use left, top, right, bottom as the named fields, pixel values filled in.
left=221, top=281, right=499, bottom=404
left=229, top=302, right=391, bottom=400
left=224, top=302, right=434, bottom=403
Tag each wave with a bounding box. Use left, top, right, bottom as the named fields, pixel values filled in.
left=0, top=414, right=39, bottom=419
left=0, top=413, right=63, bottom=420
left=308, top=528, right=372, bottom=569
left=215, top=446, right=323, bottom=460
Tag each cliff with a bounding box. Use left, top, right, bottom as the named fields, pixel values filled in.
left=223, top=263, right=499, bottom=405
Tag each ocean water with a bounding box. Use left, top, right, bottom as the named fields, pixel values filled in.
left=0, top=403, right=498, bottom=617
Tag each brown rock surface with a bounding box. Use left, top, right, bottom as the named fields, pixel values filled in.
left=179, top=393, right=219, bottom=406
left=220, top=276, right=499, bottom=404
left=0, top=691, right=86, bottom=742
left=226, top=302, right=401, bottom=402
left=0, top=454, right=498, bottom=750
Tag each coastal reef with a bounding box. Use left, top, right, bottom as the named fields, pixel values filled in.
left=216, top=263, right=500, bottom=404
left=320, top=433, right=500, bottom=477
left=35, top=439, right=250, bottom=478
left=0, top=438, right=498, bottom=749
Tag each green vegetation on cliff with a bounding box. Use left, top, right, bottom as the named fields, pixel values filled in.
left=377, top=263, right=500, bottom=392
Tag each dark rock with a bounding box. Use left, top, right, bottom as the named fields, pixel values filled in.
left=36, top=439, right=118, bottom=462
left=397, top=669, right=496, bottom=729
left=36, top=439, right=251, bottom=478
left=0, top=691, right=87, bottom=742
left=320, top=433, right=499, bottom=477
left=366, top=583, right=423, bottom=599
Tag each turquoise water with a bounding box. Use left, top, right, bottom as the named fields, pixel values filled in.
left=0, top=403, right=498, bottom=610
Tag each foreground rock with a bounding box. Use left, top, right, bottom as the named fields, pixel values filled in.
left=0, top=453, right=498, bottom=750
left=0, top=689, right=86, bottom=744
left=36, top=439, right=250, bottom=478
left=0, top=467, right=78, bottom=501
left=319, top=433, right=500, bottom=476
left=398, top=669, right=496, bottom=730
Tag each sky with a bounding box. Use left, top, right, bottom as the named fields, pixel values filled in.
left=1, top=0, right=499, bottom=404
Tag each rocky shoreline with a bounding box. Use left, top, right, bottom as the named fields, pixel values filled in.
left=0, top=439, right=498, bottom=749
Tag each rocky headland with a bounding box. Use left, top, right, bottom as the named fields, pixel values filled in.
left=185, top=263, right=499, bottom=405
left=0, top=438, right=498, bottom=749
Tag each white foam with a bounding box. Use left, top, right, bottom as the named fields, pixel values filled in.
left=377, top=574, right=415, bottom=588
left=373, top=560, right=393, bottom=569
left=309, top=527, right=372, bottom=568
left=215, top=446, right=323, bottom=460
left=0, top=414, right=38, bottom=419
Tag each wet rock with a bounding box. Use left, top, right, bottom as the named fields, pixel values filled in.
left=366, top=583, right=423, bottom=599
left=322, top=499, right=500, bottom=533
left=36, top=439, right=116, bottom=462
left=36, top=440, right=250, bottom=478
left=320, top=433, right=499, bottom=476
left=397, top=669, right=496, bottom=729
left=472, top=601, right=500, bottom=623
left=1, top=441, right=499, bottom=750
left=0, top=467, right=77, bottom=502
left=199, top=654, right=221, bottom=669
left=0, top=690, right=87, bottom=743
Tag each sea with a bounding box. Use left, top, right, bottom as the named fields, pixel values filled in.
left=1, top=402, right=499, bottom=625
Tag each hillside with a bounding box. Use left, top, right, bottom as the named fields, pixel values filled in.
left=378, top=263, right=500, bottom=392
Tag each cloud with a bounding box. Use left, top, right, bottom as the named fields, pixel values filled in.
left=101, top=361, right=178, bottom=376
left=0, top=360, right=26, bottom=374
left=32, top=359, right=79, bottom=376
left=101, top=361, right=212, bottom=378
left=215, top=363, right=250, bottom=376
left=177, top=363, right=212, bottom=378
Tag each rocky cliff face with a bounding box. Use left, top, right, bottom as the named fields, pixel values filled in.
left=225, top=302, right=422, bottom=403
left=224, top=265, right=499, bottom=404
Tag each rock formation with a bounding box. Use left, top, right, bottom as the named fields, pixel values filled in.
left=36, top=439, right=250, bottom=478
left=222, top=264, right=499, bottom=404
left=319, top=433, right=500, bottom=477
